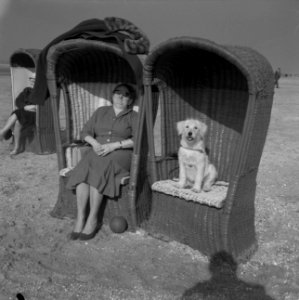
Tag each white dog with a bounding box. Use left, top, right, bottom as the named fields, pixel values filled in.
left=175, top=119, right=217, bottom=193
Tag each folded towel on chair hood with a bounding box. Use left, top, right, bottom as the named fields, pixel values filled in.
left=29, top=17, right=150, bottom=105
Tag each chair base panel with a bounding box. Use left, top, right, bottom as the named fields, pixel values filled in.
left=140, top=191, right=257, bottom=262
left=13, top=125, right=56, bottom=155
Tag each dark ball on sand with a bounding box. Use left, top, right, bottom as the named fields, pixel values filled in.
left=16, top=293, right=25, bottom=300
left=109, top=216, right=128, bottom=233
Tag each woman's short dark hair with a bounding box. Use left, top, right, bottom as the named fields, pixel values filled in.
left=113, top=83, right=137, bottom=105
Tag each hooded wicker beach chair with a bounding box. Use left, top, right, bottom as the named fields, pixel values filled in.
left=130, top=37, right=274, bottom=261
left=47, top=38, right=145, bottom=229
left=10, top=49, right=56, bottom=154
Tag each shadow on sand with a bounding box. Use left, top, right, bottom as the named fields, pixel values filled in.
left=181, top=251, right=274, bottom=300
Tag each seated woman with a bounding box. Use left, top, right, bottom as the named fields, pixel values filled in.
left=0, top=76, right=36, bottom=155
left=66, top=83, right=138, bottom=241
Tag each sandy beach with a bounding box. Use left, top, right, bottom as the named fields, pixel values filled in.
left=0, top=74, right=298, bottom=299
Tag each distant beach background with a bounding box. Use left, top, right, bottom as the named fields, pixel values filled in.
left=0, top=64, right=9, bottom=75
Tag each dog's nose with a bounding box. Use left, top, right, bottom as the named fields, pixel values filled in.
left=188, top=131, right=192, bottom=136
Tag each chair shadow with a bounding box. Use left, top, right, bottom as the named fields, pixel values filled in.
left=181, top=251, right=275, bottom=300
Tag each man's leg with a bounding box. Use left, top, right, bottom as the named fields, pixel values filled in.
left=0, top=113, right=17, bottom=141
left=10, top=119, right=22, bottom=155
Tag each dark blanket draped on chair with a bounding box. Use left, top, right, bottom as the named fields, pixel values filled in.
left=29, top=17, right=150, bottom=105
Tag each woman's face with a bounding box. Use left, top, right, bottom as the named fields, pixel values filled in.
left=112, top=86, right=133, bottom=110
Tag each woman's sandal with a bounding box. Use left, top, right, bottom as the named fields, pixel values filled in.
left=4, top=129, right=13, bottom=140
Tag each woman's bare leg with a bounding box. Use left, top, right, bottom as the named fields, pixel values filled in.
left=0, top=113, right=17, bottom=141
left=73, top=183, right=90, bottom=233
left=10, top=120, right=22, bottom=155
left=81, top=186, right=103, bottom=235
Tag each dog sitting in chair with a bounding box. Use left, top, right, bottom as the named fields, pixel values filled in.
left=175, top=119, right=217, bottom=193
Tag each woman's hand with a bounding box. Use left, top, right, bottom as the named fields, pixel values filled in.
left=84, top=135, right=123, bottom=156
left=91, top=142, right=103, bottom=155
left=84, top=136, right=102, bottom=155
left=97, top=142, right=119, bottom=156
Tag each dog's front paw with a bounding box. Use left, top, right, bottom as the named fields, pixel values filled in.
left=173, top=181, right=186, bottom=189
left=191, top=187, right=202, bottom=193
left=203, top=186, right=212, bottom=192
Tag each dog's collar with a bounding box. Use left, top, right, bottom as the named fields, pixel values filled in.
left=180, top=145, right=205, bottom=153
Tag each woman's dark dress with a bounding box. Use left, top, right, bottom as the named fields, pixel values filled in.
left=13, top=87, right=35, bottom=127
left=66, top=106, right=138, bottom=198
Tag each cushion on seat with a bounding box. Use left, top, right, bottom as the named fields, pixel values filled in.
left=151, top=179, right=229, bottom=208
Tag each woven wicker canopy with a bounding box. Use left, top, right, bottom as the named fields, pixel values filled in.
left=10, top=49, right=41, bottom=68
left=46, top=39, right=142, bottom=91
left=144, top=37, right=273, bottom=97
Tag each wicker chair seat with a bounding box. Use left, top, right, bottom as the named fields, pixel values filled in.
left=60, top=143, right=130, bottom=185
left=152, top=180, right=228, bottom=208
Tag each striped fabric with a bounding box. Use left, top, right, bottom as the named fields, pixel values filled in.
left=65, top=144, right=90, bottom=169
left=66, top=82, right=139, bottom=141
left=62, top=82, right=139, bottom=182
left=67, top=82, right=112, bottom=141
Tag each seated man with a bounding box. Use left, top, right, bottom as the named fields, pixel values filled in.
left=0, top=76, right=36, bottom=155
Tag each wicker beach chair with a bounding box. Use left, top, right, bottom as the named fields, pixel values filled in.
left=10, top=49, right=56, bottom=154
left=47, top=39, right=144, bottom=230
left=130, top=37, right=274, bottom=261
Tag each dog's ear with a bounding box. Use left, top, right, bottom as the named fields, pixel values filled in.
left=177, top=121, right=185, bottom=135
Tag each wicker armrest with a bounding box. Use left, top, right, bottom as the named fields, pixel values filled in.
left=120, top=176, right=130, bottom=185
left=59, top=167, right=73, bottom=177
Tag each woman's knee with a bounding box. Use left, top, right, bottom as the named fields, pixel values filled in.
left=76, top=182, right=89, bottom=193
left=89, top=185, right=102, bottom=195
left=89, top=186, right=103, bottom=201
